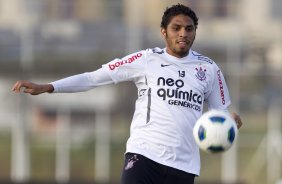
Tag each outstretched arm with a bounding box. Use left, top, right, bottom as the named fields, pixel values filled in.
left=12, top=81, right=54, bottom=95
left=12, top=68, right=114, bottom=95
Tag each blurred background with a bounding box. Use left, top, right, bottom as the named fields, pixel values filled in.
left=0, top=0, right=281, bottom=184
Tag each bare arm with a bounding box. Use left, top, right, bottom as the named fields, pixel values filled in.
left=12, top=81, right=54, bottom=95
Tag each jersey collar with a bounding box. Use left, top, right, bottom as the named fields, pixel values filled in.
left=164, top=48, right=194, bottom=64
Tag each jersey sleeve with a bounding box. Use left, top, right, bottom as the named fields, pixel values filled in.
left=102, top=50, right=147, bottom=83
left=51, top=67, right=114, bottom=93
left=205, top=64, right=231, bottom=110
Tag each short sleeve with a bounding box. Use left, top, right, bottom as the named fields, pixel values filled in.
left=205, top=64, right=231, bottom=110
left=102, top=50, right=147, bottom=83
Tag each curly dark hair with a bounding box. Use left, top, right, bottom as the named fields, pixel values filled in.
left=160, top=4, right=199, bottom=29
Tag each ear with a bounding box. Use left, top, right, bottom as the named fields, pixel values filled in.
left=161, top=28, right=167, bottom=38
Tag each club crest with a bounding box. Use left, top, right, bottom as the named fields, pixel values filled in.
left=195, top=67, right=207, bottom=81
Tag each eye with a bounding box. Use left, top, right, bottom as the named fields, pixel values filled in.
left=172, top=26, right=180, bottom=31
left=186, top=26, right=195, bottom=32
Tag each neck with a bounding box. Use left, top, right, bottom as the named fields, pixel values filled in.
left=166, top=48, right=190, bottom=58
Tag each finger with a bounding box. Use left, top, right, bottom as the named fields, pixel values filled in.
left=236, top=117, right=242, bottom=128
left=231, top=112, right=242, bottom=129
left=12, top=81, right=30, bottom=93
left=12, top=81, right=18, bottom=91
left=12, top=81, right=24, bottom=92
left=236, top=120, right=242, bottom=129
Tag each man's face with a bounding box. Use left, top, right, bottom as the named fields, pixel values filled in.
left=161, top=14, right=196, bottom=58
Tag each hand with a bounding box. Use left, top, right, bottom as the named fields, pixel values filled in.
left=231, top=112, right=243, bottom=129
left=12, top=80, right=54, bottom=95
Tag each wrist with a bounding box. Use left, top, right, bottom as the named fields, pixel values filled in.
left=46, top=84, right=54, bottom=93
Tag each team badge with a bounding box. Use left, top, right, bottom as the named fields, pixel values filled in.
left=125, top=154, right=139, bottom=170
left=195, top=67, right=207, bottom=81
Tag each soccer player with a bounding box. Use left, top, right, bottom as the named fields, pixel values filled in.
left=12, top=4, right=242, bottom=184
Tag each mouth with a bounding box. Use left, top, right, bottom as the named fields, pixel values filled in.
left=176, top=40, right=189, bottom=48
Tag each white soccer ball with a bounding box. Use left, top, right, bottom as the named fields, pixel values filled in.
left=193, top=109, right=238, bottom=153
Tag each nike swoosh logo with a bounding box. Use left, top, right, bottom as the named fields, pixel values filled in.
left=161, top=64, right=172, bottom=67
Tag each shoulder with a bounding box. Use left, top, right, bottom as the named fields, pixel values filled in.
left=190, top=50, right=223, bottom=77
left=145, top=47, right=165, bottom=55
left=190, top=50, right=214, bottom=65
left=124, top=47, right=165, bottom=59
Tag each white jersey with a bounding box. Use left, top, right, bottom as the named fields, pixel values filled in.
left=51, top=47, right=231, bottom=176
left=102, top=48, right=231, bottom=175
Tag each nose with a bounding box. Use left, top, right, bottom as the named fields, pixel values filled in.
left=179, top=28, right=188, bottom=37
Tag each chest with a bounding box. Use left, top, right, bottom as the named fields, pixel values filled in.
left=145, top=56, right=211, bottom=94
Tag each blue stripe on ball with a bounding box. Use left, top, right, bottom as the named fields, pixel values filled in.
left=209, top=116, right=226, bottom=124
left=228, top=127, right=236, bottom=143
left=198, top=125, right=206, bottom=141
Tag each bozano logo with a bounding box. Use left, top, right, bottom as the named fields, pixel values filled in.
left=109, top=53, right=142, bottom=70
left=217, top=70, right=225, bottom=105
left=156, top=77, right=203, bottom=111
